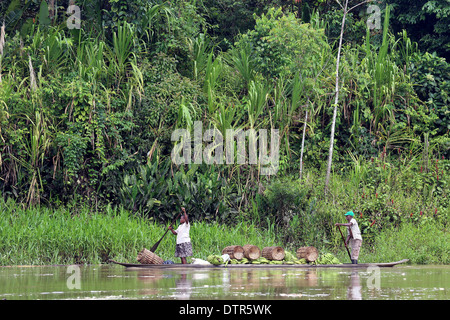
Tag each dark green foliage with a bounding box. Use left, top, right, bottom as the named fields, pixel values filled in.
left=262, top=178, right=306, bottom=228
left=409, top=51, right=450, bottom=138
left=385, top=0, right=450, bottom=60
left=198, top=0, right=284, bottom=50
left=117, top=158, right=233, bottom=222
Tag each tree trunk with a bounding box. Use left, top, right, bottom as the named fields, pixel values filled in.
left=262, top=246, right=285, bottom=261
left=222, top=245, right=245, bottom=260
left=296, top=246, right=319, bottom=262
left=325, top=0, right=349, bottom=193
left=299, top=108, right=308, bottom=180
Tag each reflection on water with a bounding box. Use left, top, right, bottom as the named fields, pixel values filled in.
left=132, top=268, right=324, bottom=299
left=347, top=271, right=362, bottom=300
left=0, top=265, right=448, bottom=300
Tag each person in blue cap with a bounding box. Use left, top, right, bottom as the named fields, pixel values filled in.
left=335, top=211, right=362, bottom=264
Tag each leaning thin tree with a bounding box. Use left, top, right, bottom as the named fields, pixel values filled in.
left=324, top=0, right=371, bottom=193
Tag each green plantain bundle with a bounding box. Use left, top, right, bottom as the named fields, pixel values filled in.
left=207, top=254, right=224, bottom=265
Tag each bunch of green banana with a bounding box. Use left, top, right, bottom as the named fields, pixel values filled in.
left=251, top=257, right=270, bottom=264
left=284, top=251, right=296, bottom=262
left=229, top=258, right=250, bottom=264
left=293, top=258, right=307, bottom=264
left=207, top=254, right=224, bottom=265
left=316, top=253, right=342, bottom=265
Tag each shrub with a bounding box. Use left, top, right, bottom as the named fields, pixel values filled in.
left=234, top=7, right=330, bottom=79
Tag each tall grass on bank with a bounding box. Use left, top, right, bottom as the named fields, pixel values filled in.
left=0, top=199, right=281, bottom=266
left=369, top=221, right=449, bottom=265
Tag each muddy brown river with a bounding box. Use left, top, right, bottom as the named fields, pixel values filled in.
left=0, top=264, right=448, bottom=300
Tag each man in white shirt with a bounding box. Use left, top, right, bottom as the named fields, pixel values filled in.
left=335, top=211, right=362, bottom=264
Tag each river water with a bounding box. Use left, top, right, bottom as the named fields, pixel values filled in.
left=0, top=264, right=448, bottom=300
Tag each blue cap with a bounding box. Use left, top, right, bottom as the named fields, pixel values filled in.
left=345, top=211, right=354, bottom=216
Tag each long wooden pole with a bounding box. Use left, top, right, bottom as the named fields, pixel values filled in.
left=150, top=211, right=182, bottom=253
left=338, top=225, right=352, bottom=262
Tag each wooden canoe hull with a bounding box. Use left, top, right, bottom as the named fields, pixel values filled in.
left=109, top=259, right=409, bottom=269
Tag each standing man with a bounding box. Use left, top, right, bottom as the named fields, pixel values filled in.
left=168, top=207, right=192, bottom=264
left=335, top=211, right=362, bottom=264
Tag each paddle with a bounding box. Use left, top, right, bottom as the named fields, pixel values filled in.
left=150, top=211, right=182, bottom=253
left=337, top=225, right=352, bottom=262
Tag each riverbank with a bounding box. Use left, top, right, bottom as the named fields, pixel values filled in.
left=0, top=200, right=448, bottom=266
left=0, top=201, right=281, bottom=265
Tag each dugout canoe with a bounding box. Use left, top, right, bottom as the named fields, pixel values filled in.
left=109, top=259, right=409, bottom=269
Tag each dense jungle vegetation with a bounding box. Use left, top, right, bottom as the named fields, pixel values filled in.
left=0, top=0, right=448, bottom=264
